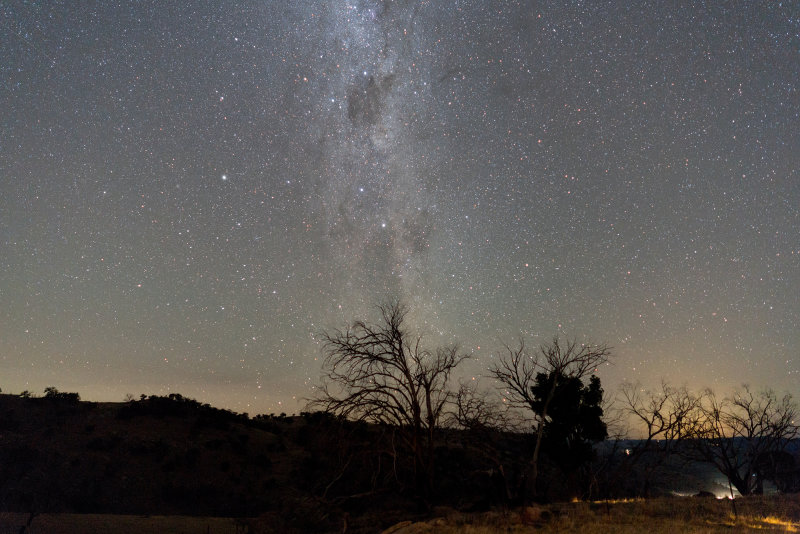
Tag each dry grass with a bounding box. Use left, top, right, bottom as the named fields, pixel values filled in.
left=2, top=495, right=798, bottom=534
left=0, top=513, right=245, bottom=534
left=382, top=494, right=800, bottom=533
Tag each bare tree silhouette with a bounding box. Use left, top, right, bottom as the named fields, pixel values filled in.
left=309, top=299, right=467, bottom=499
left=616, top=381, right=702, bottom=496
left=689, top=386, right=799, bottom=497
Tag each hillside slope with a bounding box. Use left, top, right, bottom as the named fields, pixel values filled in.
left=0, top=393, right=522, bottom=531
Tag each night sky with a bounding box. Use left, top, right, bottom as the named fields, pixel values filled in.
left=2, top=1, right=798, bottom=414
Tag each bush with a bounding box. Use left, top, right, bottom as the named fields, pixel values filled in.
left=43, top=386, right=80, bottom=402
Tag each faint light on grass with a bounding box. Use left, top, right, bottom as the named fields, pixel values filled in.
left=761, top=516, right=798, bottom=532
left=592, top=498, right=641, bottom=504
left=714, top=515, right=799, bottom=532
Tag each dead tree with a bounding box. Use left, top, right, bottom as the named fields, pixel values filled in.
left=450, top=383, right=521, bottom=504
left=308, top=300, right=467, bottom=499
left=615, top=381, right=701, bottom=496
left=689, top=386, right=799, bottom=497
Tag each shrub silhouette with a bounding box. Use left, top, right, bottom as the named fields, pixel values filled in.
left=43, top=387, right=80, bottom=403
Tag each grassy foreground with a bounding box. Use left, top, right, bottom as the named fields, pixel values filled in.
left=1, top=495, right=799, bottom=533
left=384, top=494, right=800, bottom=534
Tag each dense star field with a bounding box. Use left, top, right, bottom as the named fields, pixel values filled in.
left=1, top=2, right=798, bottom=414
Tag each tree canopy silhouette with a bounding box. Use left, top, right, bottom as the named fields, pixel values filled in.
left=532, top=372, right=606, bottom=475
left=489, top=336, right=611, bottom=501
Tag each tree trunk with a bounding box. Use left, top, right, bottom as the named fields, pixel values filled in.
left=528, top=374, right=559, bottom=502
left=730, top=472, right=751, bottom=497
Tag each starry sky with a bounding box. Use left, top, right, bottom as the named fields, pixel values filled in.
left=1, top=1, right=798, bottom=414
